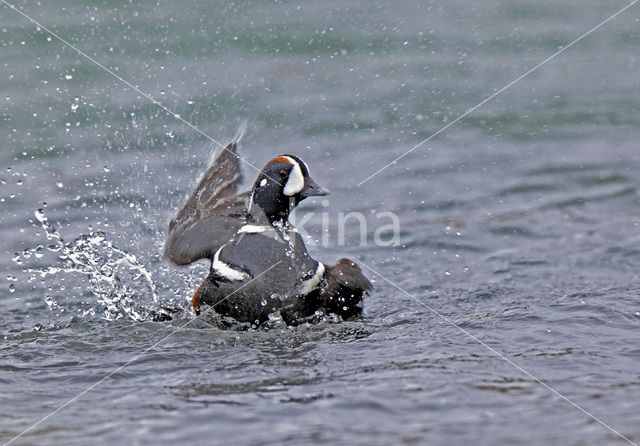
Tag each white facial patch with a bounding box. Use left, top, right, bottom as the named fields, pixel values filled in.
left=212, top=245, right=250, bottom=281
left=282, top=156, right=305, bottom=196
left=260, top=178, right=267, bottom=187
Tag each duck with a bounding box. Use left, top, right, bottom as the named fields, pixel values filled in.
left=164, top=141, right=372, bottom=325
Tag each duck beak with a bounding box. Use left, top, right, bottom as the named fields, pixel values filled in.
left=299, top=176, right=330, bottom=198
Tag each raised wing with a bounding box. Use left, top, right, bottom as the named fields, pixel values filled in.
left=164, top=142, right=249, bottom=265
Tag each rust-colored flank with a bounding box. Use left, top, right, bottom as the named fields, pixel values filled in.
left=192, top=287, right=202, bottom=316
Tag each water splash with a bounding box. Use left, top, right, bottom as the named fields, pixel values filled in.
left=14, top=210, right=345, bottom=327
left=17, top=208, right=161, bottom=321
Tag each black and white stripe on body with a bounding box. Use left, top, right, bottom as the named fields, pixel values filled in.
left=201, top=224, right=325, bottom=324
left=165, top=143, right=372, bottom=325
left=200, top=154, right=331, bottom=323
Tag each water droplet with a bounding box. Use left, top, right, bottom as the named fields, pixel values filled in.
left=44, top=294, right=55, bottom=308
left=271, top=293, right=283, bottom=301
left=71, top=103, right=79, bottom=111
left=35, top=209, right=46, bottom=222
left=65, top=74, right=73, bottom=80
left=100, top=264, right=113, bottom=276
left=9, top=284, right=15, bottom=293
left=34, top=245, right=44, bottom=259
left=260, top=298, right=267, bottom=306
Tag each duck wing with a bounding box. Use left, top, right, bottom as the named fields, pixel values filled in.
left=164, top=142, right=249, bottom=265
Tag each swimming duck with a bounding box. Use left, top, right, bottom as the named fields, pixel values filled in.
left=164, top=141, right=372, bottom=325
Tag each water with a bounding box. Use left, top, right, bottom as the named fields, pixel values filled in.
left=2, top=0, right=640, bottom=444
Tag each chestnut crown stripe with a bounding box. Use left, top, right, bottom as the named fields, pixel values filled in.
left=270, top=156, right=294, bottom=164
left=269, top=155, right=310, bottom=176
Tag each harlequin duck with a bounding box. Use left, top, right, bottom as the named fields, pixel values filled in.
left=164, top=141, right=372, bottom=325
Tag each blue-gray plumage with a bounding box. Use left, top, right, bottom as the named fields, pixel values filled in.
left=165, top=142, right=372, bottom=325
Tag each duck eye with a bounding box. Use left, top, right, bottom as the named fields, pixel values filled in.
left=279, top=170, right=288, bottom=179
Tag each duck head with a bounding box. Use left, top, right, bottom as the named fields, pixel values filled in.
left=247, top=155, right=329, bottom=224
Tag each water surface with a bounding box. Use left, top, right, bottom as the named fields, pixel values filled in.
left=1, top=1, right=640, bottom=444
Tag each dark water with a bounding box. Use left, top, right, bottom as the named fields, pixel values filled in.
left=2, top=0, right=640, bottom=444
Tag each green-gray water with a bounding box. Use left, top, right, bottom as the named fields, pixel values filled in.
left=2, top=1, right=640, bottom=444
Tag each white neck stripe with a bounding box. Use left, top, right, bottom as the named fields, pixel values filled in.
left=298, top=262, right=325, bottom=295
left=238, top=224, right=268, bottom=234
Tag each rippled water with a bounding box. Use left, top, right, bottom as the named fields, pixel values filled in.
left=2, top=1, right=640, bottom=444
